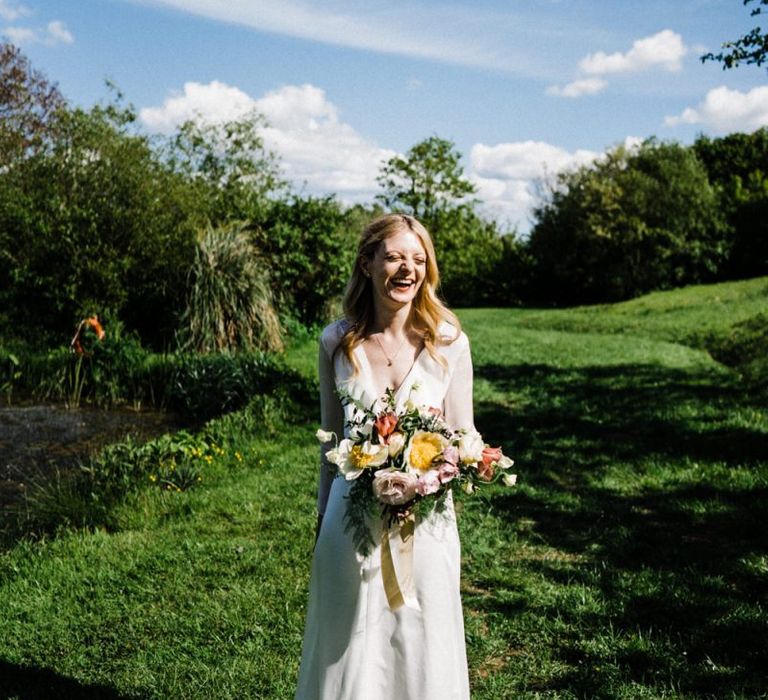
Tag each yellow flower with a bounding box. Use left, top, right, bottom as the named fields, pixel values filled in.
left=406, top=431, right=447, bottom=473
left=235, top=451, right=243, bottom=462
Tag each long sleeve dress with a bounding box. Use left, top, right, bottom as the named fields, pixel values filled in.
left=295, top=319, right=474, bottom=700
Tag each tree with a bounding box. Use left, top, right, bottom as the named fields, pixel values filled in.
left=694, top=129, right=768, bottom=278
left=166, top=111, right=286, bottom=224
left=701, top=0, right=768, bottom=72
left=376, top=136, right=476, bottom=223
left=0, top=41, right=65, bottom=162
left=0, top=96, right=202, bottom=345
left=528, top=140, right=728, bottom=304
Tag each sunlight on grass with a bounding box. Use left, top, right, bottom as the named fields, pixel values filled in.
left=1, top=280, right=767, bottom=698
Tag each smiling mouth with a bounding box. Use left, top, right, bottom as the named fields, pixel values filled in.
left=391, top=279, right=415, bottom=289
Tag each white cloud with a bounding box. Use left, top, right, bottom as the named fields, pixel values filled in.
left=580, top=29, right=687, bottom=75
left=140, top=80, right=394, bottom=202
left=3, top=24, right=34, bottom=43
left=665, top=85, right=768, bottom=133
left=469, top=140, right=599, bottom=229
left=45, top=20, right=73, bottom=44
left=547, top=77, right=606, bottom=98
left=140, top=81, right=257, bottom=133
left=3, top=19, right=74, bottom=46
left=0, top=0, right=30, bottom=22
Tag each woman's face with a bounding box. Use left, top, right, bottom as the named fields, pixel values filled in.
left=364, top=229, right=427, bottom=311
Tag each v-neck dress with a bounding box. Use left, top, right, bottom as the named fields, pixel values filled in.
left=295, top=319, right=474, bottom=700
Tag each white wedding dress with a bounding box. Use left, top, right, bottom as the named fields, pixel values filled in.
left=295, top=320, right=473, bottom=700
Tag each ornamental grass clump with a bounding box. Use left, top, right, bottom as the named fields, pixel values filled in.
left=183, top=222, right=283, bottom=353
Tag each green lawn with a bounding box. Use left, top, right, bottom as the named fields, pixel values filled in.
left=1, top=279, right=767, bottom=699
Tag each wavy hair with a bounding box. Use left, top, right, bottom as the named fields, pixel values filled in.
left=339, top=213, right=460, bottom=373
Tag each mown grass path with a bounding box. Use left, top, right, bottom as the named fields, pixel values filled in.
left=1, top=288, right=767, bottom=699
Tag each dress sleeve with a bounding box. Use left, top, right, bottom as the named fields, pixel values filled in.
left=317, top=340, right=345, bottom=516
left=443, top=336, right=475, bottom=433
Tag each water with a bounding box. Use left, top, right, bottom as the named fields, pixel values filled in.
left=0, top=404, right=180, bottom=506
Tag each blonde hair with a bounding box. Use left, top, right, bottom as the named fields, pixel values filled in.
left=339, top=213, right=460, bottom=372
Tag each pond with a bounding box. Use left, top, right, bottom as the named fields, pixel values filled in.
left=0, top=404, right=181, bottom=508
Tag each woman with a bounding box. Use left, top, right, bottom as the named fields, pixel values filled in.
left=295, top=214, right=474, bottom=700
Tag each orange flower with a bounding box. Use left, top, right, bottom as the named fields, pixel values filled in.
left=375, top=412, right=399, bottom=443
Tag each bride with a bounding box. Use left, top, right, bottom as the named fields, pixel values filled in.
left=295, top=214, right=473, bottom=700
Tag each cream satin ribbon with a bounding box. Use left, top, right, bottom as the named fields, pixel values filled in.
left=381, top=513, right=421, bottom=611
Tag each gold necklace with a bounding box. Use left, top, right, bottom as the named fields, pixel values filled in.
left=373, top=333, right=407, bottom=367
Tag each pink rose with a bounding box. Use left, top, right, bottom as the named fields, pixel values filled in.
left=437, top=461, right=459, bottom=484
left=372, top=469, right=418, bottom=505
left=375, top=412, right=399, bottom=443
left=482, top=446, right=503, bottom=467
left=442, top=446, right=459, bottom=465
left=477, top=446, right=502, bottom=481
left=427, top=406, right=443, bottom=418
left=416, top=470, right=441, bottom=496
left=477, top=459, right=495, bottom=482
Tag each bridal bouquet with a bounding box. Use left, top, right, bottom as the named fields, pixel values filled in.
left=316, top=385, right=516, bottom=556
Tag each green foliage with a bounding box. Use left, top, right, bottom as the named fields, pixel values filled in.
left=701, top=0, right=768, bottom=72
left=694, top=128, right=768, bottom=279
left=182, top=222, right=283, bottom=354
left=165, top=351, right=310, bottom=423
left=0, top=96, right=201, bottom=346
left=166, top=112, right=286, bottom=223
left=376, top=135, right=476, bottom=222
left=430, top=207, right=528, bottom=307
left=529, top=139, right=728, bottom=303
left=706, top=312, right=768, bottom=391
left=0, top=347, right=21, bottom=404
left=2, top=284, right=768, bottom=698
left=251, top=196, right=357, bottom=326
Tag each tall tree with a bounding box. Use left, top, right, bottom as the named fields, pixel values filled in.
left=701, top=0, right=768, bottom=72
left=376, top=136, right=476, bottom=223
left=529, top=140, right=728, bottom=304
left=0, top=41, right=65, bottom=162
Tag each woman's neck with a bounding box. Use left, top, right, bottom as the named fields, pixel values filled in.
left=371, top=303, right=413, bottom=337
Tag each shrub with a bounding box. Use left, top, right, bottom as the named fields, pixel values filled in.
left=529, top=139, right=729, bottom=304
left=706, top=312, right=768, bottom=391
left=181, top=222, right=283, bottom=353
left=251, top=196, right=356, bottom=326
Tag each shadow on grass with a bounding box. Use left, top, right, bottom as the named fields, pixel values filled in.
left=471, top=361, right=768, bottom=698
left=0, top=660, right=130, bottom=699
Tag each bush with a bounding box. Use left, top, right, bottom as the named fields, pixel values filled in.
left=251, top=196, right=356, bottom=326
left=182, top=222, right=283, bottom=353
left=529, top=139, right=729, bottom=304
left=706, top=312, right=768, bottom=391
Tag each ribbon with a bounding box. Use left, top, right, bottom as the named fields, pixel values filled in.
left=381, top=512, right=421, bottom=611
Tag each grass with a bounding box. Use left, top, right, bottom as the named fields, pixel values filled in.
left=1, top=277, right=767, bottom=699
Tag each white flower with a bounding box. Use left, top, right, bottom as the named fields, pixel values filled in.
left=458, top=430, right=485, bottom=464
left=316, top=429, right=335, bottom=443
left=462, top=480, right=475, bottom=495
left=502, top=473, right=518, bottom=487
left=350, top=420, right=374, bottom=441
left=497, top=455, right=515, bottom=470
left=387, top=431, right=406, bottom=457
left=333, top=439, right=389, bottom=480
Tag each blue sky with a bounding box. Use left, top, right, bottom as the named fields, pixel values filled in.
left=3, top=0, right=767, bottom=229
